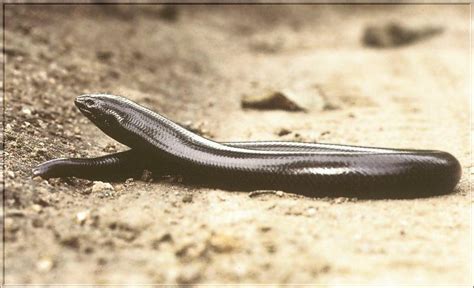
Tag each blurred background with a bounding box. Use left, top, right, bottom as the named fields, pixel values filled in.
left=3, top=4, right=471, bottom=285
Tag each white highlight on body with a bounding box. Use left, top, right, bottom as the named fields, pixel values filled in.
left=303, top=167, right=353, bottom=175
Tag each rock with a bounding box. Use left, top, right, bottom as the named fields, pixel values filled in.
left=333, top=197, right=349, bottom=204
left=151, top=233, right=173, bottom=249
left=91, top=181, right=115, bottom=194
left=175, top=242, right=207, bottom=259
left=5, top=217, right=19, bottom=233
left=241, top=90, right=306, bottom=112
left=182, top=194, right=193, bottom=203
left=259, top=226, right=272, bottom=233
left=32, top=217, right=44, bottom=228
left=306, top=207, right=317, bottom=216
left=60, top=235, right=80, bottom=249
left=30, top=204, right=43, bottom=213
left=6, top=209, right=26, bottom=217
left=34, top=147, right=48, bottom=157
left=102, top=143, right=117, bottom=153
left=75, top=210, right=90, bottom=225
left=362, top=22, right=443, bottom=48
left=21, top=107, right=32, bottom=116
left=276, top=128, right=292, bottom=137
left=36, top=257, right=54, bottom=272
left=7, top=171, right=15, bottom=179
left=209, top=233, right=240, bottom=253
left=96, top=50, right=114, bottom=62
left=35, top=196, right=51, bottom=207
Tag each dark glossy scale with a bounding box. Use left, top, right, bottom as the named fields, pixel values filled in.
left=32, top=150, right=144, bottom=180
left=32, top=94, right=462, bottom=199
left=30, top=141, right=409, bottom=180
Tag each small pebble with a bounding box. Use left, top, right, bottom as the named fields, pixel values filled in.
left=320, top=131, right=331, bottom=137
left=91, top=181, right=114, bottom=194
left=306, top=207, right=317, bottom=216
left=102, top=143, right=117, bottom=153
left=96, top=50, right=114, bottom=61
left=75, top=210, right=90, bottom=225
left=260, top=226, right=272, bottom=232
left=363, top=22, right=443, bottom=48
left=7, top=171, right=15, bottom=178
left=5, top=218, right=18, bottom=232
left=333, top=197, right=348, bottom=204
left=21, top=107, right=32, bottom=116
left=30, top=204, right=43, bottom=213
left=241, top=90, right=306, bottom=112
left=32, top=218, right=44, bottom=228
left=125, top=178, right=134, bottom=186
left=36, top=258, right=54, bottom=272
left=182, top=194, right=193, bottom=203
left=6, top=209, right=26, bottom=217
left=277, top=128, right=292, bottom=137
left=35, top=147, right=47, bottom=156
left=209, top=233, right=240, bottom=253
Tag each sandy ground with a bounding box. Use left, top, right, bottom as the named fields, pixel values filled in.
left=3, top=4, right=471, bottom=285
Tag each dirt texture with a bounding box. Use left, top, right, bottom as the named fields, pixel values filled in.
left=3, top=4, right=471, bottom=285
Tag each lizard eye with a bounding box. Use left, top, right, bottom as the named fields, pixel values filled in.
left=84, top=99, right=95, bottom=107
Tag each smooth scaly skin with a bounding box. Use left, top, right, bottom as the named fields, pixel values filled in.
left=32, top=94, right=462, bottom=199
left=32, top=142, right=433, bottom=180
